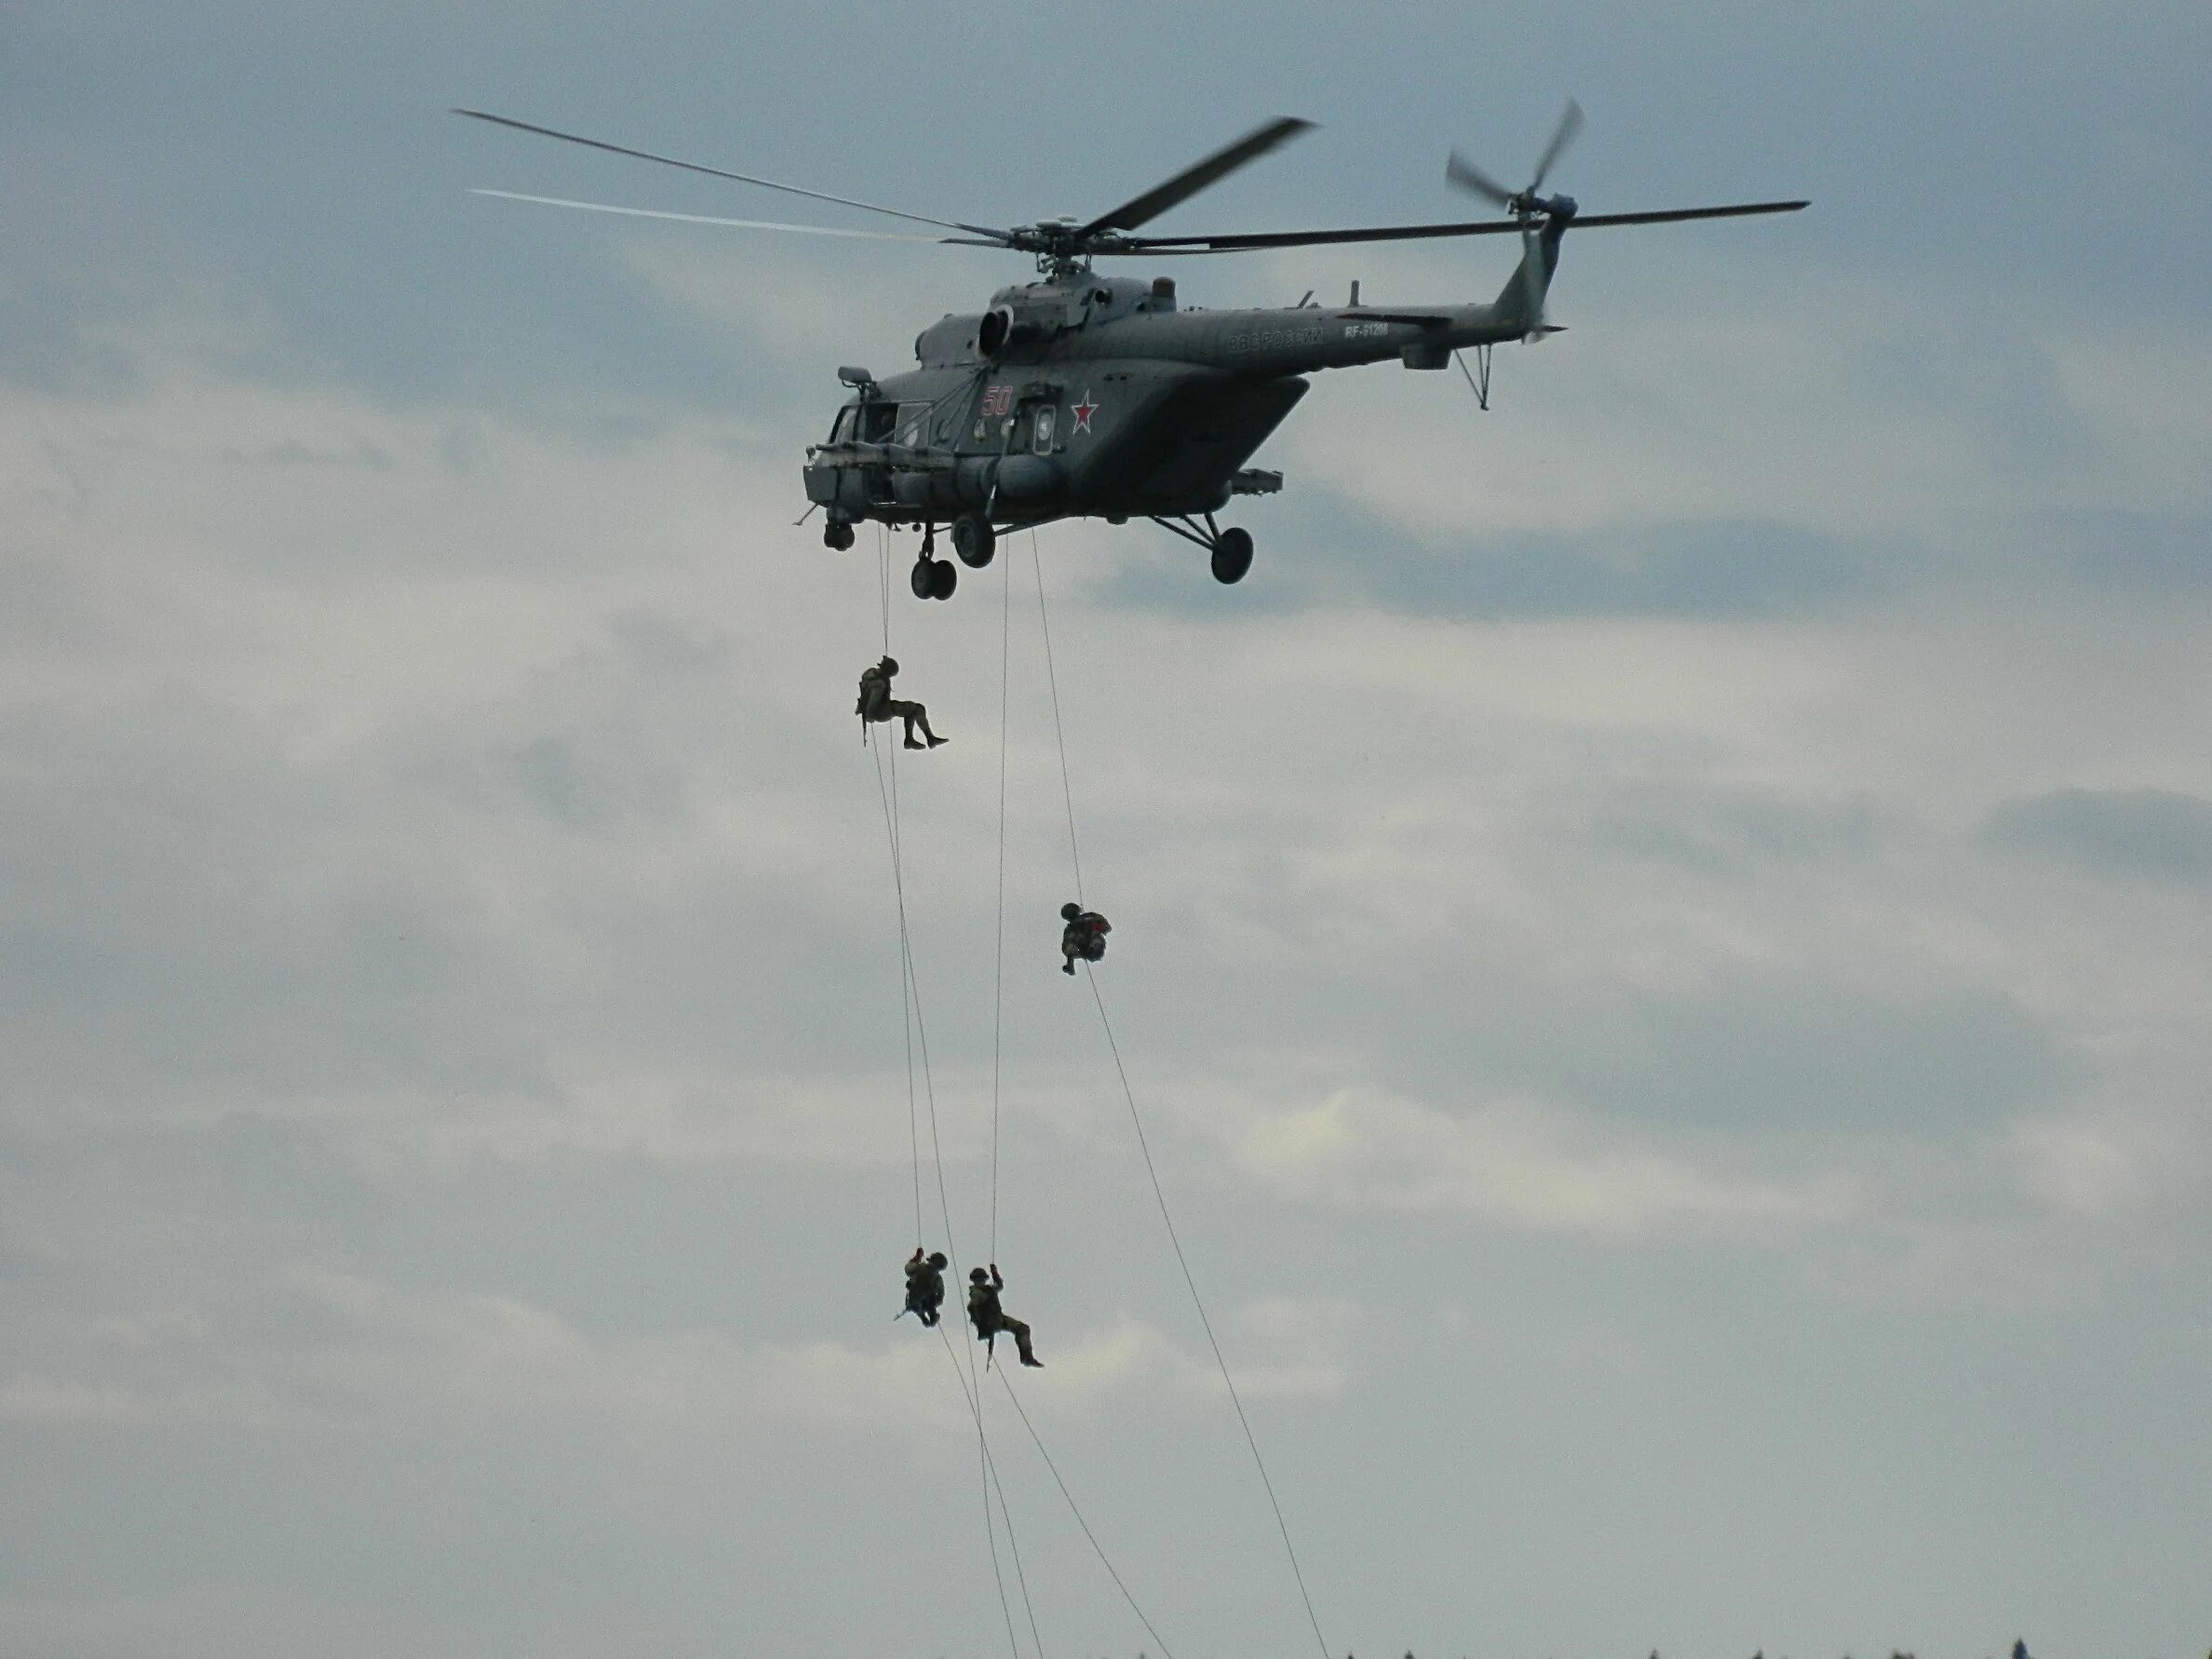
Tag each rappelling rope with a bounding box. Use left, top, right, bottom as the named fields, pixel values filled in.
left=1030, top=533, right=1085, bottom=905
left=870, top=729, right=924, bottom=1247
left=937, top=1321, right=1045, bottom=1659
left=997, top=1369, right=1179, bottom=1659
left=874, top=748, right=1038, bottom=1659
left=876, top=739, right=963, bottom=1276
left=1086, top=969, right=1331, bottom=1659
left=991, top=546, right=1011, bottom=1261
left=867, top=567, right=1037, bottom=1659
left=868, top=525, right=924, bottom=1248
left=877, top=520, right=892, bottom=659
left=1021, top=539, right=1329, bottom=1659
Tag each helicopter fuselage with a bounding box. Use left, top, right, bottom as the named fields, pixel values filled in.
left=802, top=272, right=1527, bottom=532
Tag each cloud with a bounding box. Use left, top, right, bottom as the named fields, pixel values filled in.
left=2009, top=1115, right=2155, bottom=1217
left=1208, top=1085, right=1862, bottom=1238
left=359, top=1060, right=957, bottom=1171
left=1222, top=250, right=2212, bottom=618
left=0, top=1373, right=155, bottom=1425
left=622, top=238, right=994, bottom=386
left=18, top=1269, right=1349, bottom=1439
left=1983, top=786, right=2212, bottom=884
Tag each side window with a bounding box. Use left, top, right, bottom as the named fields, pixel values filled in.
left=1032, top=403, right=1057, bottom=455
left=860, top=401, right=897, bottom=443
left=896, top=402, right=930, bottom=447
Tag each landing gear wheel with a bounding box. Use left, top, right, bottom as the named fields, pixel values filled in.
left=951, top=513, right=997, bottom=569
left=1210, top=526, right=1254, bottom=585
left=824, top=520, right=855, bottom=552
left=929, top=557, right=958, bottom=600
left=910, top=557, right=937, bottom=600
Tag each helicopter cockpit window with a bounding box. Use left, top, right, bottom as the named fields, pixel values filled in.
left=895, top=402, right=930, bottom=447
left=829, top=406, right=856, bottom=443
left=859, top=401, right=897, bottom=443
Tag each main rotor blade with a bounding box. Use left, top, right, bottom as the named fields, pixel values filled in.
left=469, top=190, right=978, bottom=243
left=1130, top=216, right=1526, bottom=251
left=1444, top=151, right=1517, bottom=208
left=1118, top=197, right=1807, bottom=254
left=1079, top=115, right=1315, bottom=237
left=1527, top=99, right=1585, bottom=194
left=454, top=109, right=1014, bottom=243
left=1567, top=200, right=1809, bottom=227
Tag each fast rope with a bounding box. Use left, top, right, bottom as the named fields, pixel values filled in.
left=1025, top=540, right=1330, bottom=1659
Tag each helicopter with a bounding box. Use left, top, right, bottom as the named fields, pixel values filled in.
left=459, top=103, right=1804, bottom=600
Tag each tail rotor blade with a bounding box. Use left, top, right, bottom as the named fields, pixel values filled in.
left=1528, top=99, right=1584, bottom=195
left=1446, top=149, right=1517, bottom=208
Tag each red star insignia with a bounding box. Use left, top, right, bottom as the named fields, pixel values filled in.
left=1071, top=391, right=1098, bottom=434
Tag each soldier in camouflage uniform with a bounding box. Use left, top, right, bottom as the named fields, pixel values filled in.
left=856, top=655, right=947, bottom=749
left=900, top=1248, right=949, bottom=1326
left=967, top=1263, right=1042, bottom=1367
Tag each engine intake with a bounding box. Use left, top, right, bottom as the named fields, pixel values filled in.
left=977, top=302, right=1059, bottom=358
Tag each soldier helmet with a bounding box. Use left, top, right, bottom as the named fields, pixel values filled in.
left=879, top=654, right=898, bottom=675
left=970, top=1266, right=989, bottom=1282
left=1060, top=902, right=1082, bottom=921
left=927, top=1251, right=947, bottom=1269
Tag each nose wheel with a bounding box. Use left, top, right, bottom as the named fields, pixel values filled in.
left=906, top=522, right=966, bottom=600
left=911, top=553, right=957, bottom=600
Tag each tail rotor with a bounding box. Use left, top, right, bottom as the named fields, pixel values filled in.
left=1447, top=99, right=1584, bottom=340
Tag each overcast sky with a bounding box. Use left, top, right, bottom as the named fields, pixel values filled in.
left=5, top=4, right=2210, bottom=1656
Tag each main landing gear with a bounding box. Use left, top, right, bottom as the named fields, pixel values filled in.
left=951, top=512, right=996, bottom=570
left=909, top=522, right=960, bottom=601
left=908, top=515, right=993, bottom=601
left=1149, top=513, right=1255, bottom=585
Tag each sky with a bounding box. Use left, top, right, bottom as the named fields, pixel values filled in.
left=4, top=3, right=2210, bottom=1656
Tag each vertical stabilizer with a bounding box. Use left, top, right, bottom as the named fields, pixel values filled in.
left=1490, top=207, right=1572, bottom=336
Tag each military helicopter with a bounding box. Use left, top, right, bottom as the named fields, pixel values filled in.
left=459, top=104, right=1803, bottom=600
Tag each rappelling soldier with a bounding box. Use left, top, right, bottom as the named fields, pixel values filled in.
left=899, top=1247, right=948, bottom=1326
left=1059, top=902, right=1111, bottom=976
left=856, top=655, right=948, bottom=749
left=967, top=1262, right=1042, bottom=1367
